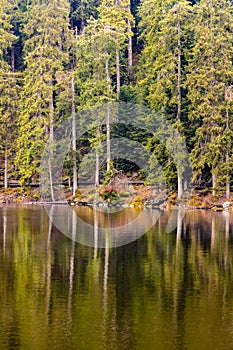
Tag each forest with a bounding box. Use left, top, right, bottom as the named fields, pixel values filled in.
left=1, top=0, right=233, bottom=200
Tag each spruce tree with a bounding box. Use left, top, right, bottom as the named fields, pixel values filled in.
left=0, top=0, right=18, bottom=188
left=187, top=0, right=233, bottom=197
left=16, top=0, right=72, bottom=187
left=139, top=0, right=192, bottom=197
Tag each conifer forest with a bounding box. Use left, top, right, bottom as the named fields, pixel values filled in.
left=1, top=0, right=233, bottom=200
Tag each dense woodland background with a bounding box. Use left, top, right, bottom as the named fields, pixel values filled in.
left=1, top=0, right=233, bottom=199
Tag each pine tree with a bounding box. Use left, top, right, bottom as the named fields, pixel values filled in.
left=187, top=0, right=233, bottom=197
left=0, top=0, right=19, bottom=188
left=97, top=0, right=134, bottom=99
left=16, top=0, right=72, bottom=188
left=139, top=0, right=192, bottom=197
left=70, top=0, right=101, bottom=33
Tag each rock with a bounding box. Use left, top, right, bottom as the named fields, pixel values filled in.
left=223, top=201, right=232, bottom=210
left=145, top=195, right=168, bottom=207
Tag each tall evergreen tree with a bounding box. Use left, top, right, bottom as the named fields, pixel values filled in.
left=16, top=0, right=72, bottom=187
left=187, top=0, right=233, bottom=197
left=139, top=0, right=192, bottom=197
left=0, top=0, right=19, bottom=188
left=70, top=0, right=101, bottom=32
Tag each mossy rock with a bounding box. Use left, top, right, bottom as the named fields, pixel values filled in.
left=130, top=195, right=144, bottom=206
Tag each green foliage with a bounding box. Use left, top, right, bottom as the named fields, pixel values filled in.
left=130, top=194, right=143, bottom=206
left=1, top=0, right=233, bottom=196
left=100, top=190, right=119, bottom=202
left=187, top=0, right=233, bottom=195
left=15, top=0, right=72, bottom=185
left=0, top=1, right=19, bottom=183
left=102, top=161, right=114, bottom=186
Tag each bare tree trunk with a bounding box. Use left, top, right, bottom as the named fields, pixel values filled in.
left=95, top=152, right=100, bottom=186
left=212, top=171, right=216, bottom=197
left=11, top=47, right=15, bottom=72
left=72, top=77, right=77, bottom=196
left=177, top=18, right=181, bottom=123
left=116, top=50, right=120, bottom=100
left=177, top=173, right=183, bottom=199
left=127, top=22, right=133, bottom=77
left=95, top=126, right=100, bottom=186
left=127, top=1, right=133, bottom=77
left=105, top=59, right=111, bottom=172
left=106, top=105, right=111, bottom=171
left=80, top=0, right=85, bottom=33
left=176, top=14, right=182, bottom=198
left=106, top=58, right=110, bottom=84
left=49, top=91, right=54, bottom=141
left=4, top=150, right=8, bottom=189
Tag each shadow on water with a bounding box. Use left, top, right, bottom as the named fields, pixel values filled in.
left=0, top=206, right=233, bottom=349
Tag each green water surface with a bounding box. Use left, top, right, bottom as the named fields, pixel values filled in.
left=0, top=205, right=233, bottom=350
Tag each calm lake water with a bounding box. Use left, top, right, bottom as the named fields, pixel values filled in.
left=0, top=205, right=233, bottom=350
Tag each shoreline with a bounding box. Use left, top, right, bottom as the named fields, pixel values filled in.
left=0, top=186, right=232, bottom=211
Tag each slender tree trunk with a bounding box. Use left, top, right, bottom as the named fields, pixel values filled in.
left=176, top=14, right=182, bottom=198
left=212, top=170, right=216, bottom=197
left=127, top=1, right=133, bottom=78
left=105, top=59, right=111, bottom=171
left=177, top=18, right=181, bottom=123
left=49, top=91, right=54, bottom=141
left=127, top=23, right=133, bottom=77
left=75, top=26, right=78, bottom=41
left=4, top=150, right=8, bottom=189
left=177, top=172, right=183, bottom=199
left=11, top=47, right=15, bottom=72
left=80, top=0, right=85, bottom=33
left=71, top=77, right=77, bottom=196
left=95, top=126, right=100, bottom=186
left=106, top=105, right=111, bottom=171
left=95, top=152, right=99, bottom=186
left=116, top=50, right=120, bottom=100
left=106, top=59, right=110, bottom=86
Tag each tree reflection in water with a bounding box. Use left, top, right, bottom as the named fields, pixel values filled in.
left=0, top=206, right=233, bottom=349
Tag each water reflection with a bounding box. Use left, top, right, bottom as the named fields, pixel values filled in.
left=45, top=204, right=160, bottom=248
left=1, top=206, right=233, bottom=349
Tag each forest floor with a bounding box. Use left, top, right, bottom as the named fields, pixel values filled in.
left=0, top=186, right=232, bottom=211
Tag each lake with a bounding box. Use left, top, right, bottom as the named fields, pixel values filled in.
left=0, top=205, right=233, bottom=350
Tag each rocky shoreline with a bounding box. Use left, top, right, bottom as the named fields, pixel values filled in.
left=0, top=186, right=232, bottom=211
